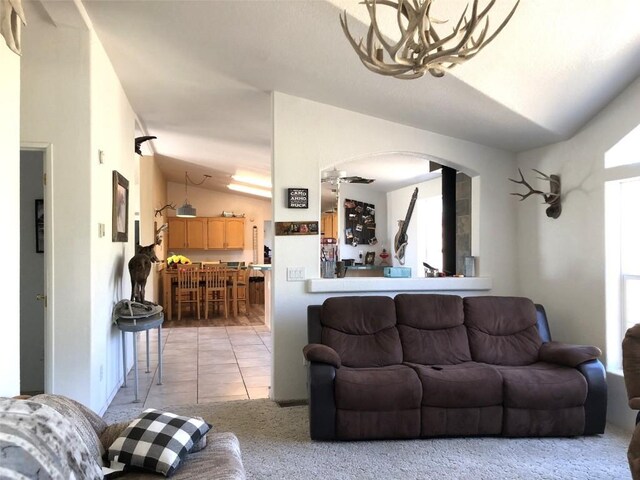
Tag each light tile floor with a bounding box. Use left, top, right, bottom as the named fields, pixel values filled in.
left=109, top=325, right=271, bottom=409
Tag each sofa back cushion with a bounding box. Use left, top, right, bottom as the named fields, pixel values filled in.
left=395, top=294, right=471, bottom=364
left=464, top=296, right=542, bottom=366
left=321, top=296, right=402, bottom=367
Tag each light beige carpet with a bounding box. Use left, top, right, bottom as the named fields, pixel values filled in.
left=104, top=399, right=632, bottom=479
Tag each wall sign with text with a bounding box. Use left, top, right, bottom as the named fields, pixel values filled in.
left=287, top=188, right=309, bottom=209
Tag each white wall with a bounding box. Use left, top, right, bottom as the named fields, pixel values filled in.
left=166, top=182, right=272, bottom=264
left=516, top=76, right=640, bottom=431
left=386, top=177, right=442, bottom=275
left=89, top=32, right=138, bottom=412
left=0, top=42, right=21, bottom=397
left=21, top=3, right=137, bottom=413
left=21, top=6, right=93, bottom=405
left=272, top=92, right=518, bottom=401
left=139, top=155, right=168, bottom=304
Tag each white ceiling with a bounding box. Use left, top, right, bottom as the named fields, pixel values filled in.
left=81, top=0, right=640, bottom=193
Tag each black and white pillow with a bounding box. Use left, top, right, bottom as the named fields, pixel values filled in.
left=107, top=408, right=211, bottom=477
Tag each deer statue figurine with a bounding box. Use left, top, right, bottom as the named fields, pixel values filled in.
left=509, top=168, right=562, bottom=219
left=128, top=223, right=168, bottom=304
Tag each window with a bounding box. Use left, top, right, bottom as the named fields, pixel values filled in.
left=605, top=128, right=640, bottom=371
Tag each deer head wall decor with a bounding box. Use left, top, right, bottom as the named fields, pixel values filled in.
left=128, top=223, right=167, bottom=304
left=509, top=168, right=562, bottom=219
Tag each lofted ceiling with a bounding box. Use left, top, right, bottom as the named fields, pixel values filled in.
left=80, top=0, right=640, bottom=194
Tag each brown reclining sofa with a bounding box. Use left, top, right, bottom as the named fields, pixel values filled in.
left=303, top=295, right=607, bottom=440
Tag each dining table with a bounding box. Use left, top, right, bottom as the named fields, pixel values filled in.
left=162, top=267, right=240, bottom=320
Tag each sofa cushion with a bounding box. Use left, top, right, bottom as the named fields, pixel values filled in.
left=421, top=406, right=503, bottom=437
left=407, top=362, right=502, bottom=408
left=335, top=365, right=422, bottom=411
left=396, top=294, right=471, bottom=364
left=464, top=296, right=542, bottom=365
left=496, top=362, right=588, bottom=409
left=321, top=296, right=402, bottom=367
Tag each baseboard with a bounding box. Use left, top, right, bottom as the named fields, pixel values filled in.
left=276, top=399, right=308, bottom=407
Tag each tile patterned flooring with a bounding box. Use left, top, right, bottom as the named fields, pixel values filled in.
left=109, top=324, right=271, bottom=409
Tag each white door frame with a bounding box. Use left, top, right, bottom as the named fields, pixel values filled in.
left=20, top=142, right=54, bottom=394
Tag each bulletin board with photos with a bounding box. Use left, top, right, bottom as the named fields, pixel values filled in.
left=344, top=198, right=376, bottom=247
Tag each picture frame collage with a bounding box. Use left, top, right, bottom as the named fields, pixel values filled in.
left=344, top=198, right=376, bottom=247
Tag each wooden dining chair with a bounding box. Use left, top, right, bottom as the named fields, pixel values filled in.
left=202, top=266, right=228, bottom=319
left=176, top=267, right=201, bottom=321
left=228, top=267, right=249, bottom=315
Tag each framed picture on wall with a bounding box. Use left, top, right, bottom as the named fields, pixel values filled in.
left=112, top=170, right=129, bottom=242
left=35, top=199, right=44, bottom=253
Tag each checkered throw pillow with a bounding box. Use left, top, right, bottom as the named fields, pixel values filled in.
left=107, top=409, right=211, bottom=477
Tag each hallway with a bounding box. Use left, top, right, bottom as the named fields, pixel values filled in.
left=108, top=323, right=271, bottom=409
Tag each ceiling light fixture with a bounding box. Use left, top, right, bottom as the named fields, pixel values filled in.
left=228, top=183, right=272, bottom=199
left=232, top=174, right=272, bottom=189
left=176, top=171, right=211, bottom=218
left=340, top=0, right=520, bottom=79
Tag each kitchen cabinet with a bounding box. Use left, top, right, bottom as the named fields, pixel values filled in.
left=167, top=217, right=207, bottom=249
left=321, top=212, right=338, bottom=239
left=207, top=217, right=245, bottom=250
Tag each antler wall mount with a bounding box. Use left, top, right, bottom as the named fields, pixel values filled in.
left=509, top=168, right=562, bottom=219
left=154, top=203, right=176, bottom=217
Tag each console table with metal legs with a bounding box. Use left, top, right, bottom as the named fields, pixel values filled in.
left=116, top=311, right=164, bottom=403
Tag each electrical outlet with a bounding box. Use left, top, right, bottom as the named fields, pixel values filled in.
left=98, top=223, right=105, bottom=238
left=287, top=267, right=306, bottom=281
left=98, top=149, right=105, bottom=164
left=99, top=365, right=104, bottom=381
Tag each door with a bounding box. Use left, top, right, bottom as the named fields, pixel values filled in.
left=20, top=149, right=46, bottom=394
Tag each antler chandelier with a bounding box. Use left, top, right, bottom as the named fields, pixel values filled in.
left=340, top=0, right=520, bottom=79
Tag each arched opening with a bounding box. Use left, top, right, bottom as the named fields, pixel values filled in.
left=320, top=152, right=478, bottom=278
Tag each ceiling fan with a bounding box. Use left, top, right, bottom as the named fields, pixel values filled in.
left=321, top=167, right=375, bottom=185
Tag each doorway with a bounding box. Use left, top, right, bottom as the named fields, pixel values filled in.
left=20, top=144, right=52, bottom=395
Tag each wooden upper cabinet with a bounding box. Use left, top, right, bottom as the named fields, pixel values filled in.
left=207, top=217, right=244, bottom=250
left=186, top=218, right=207, bottom=249
left=207, top=218, right=226, bottom=249
left=321, top=212, right=338, bottom=239
left=169, top=217, right=245, bottom=250
left=225, top=218, right=245, bottom=249
left=168, top=217, right=206, bottom=249
left=167, top=218, right=187, bottom=249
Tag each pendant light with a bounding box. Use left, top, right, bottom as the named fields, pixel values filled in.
left=176, top=171, right=211, bottom=218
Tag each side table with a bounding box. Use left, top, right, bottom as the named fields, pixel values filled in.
left=114, top=303, right=164, bottom=403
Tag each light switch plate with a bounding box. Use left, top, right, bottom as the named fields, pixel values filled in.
left=98, top=223, right=105, bottom=237
left=287, top=267, right=306, bottom=281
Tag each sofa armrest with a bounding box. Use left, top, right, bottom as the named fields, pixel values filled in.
left=539, top=341, right=602, bottom=367
left=577, top=359, right=607, bottom=435
left=307, top=362, right=337, bottom=440
left=303, top=343, right=341, bottom=368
